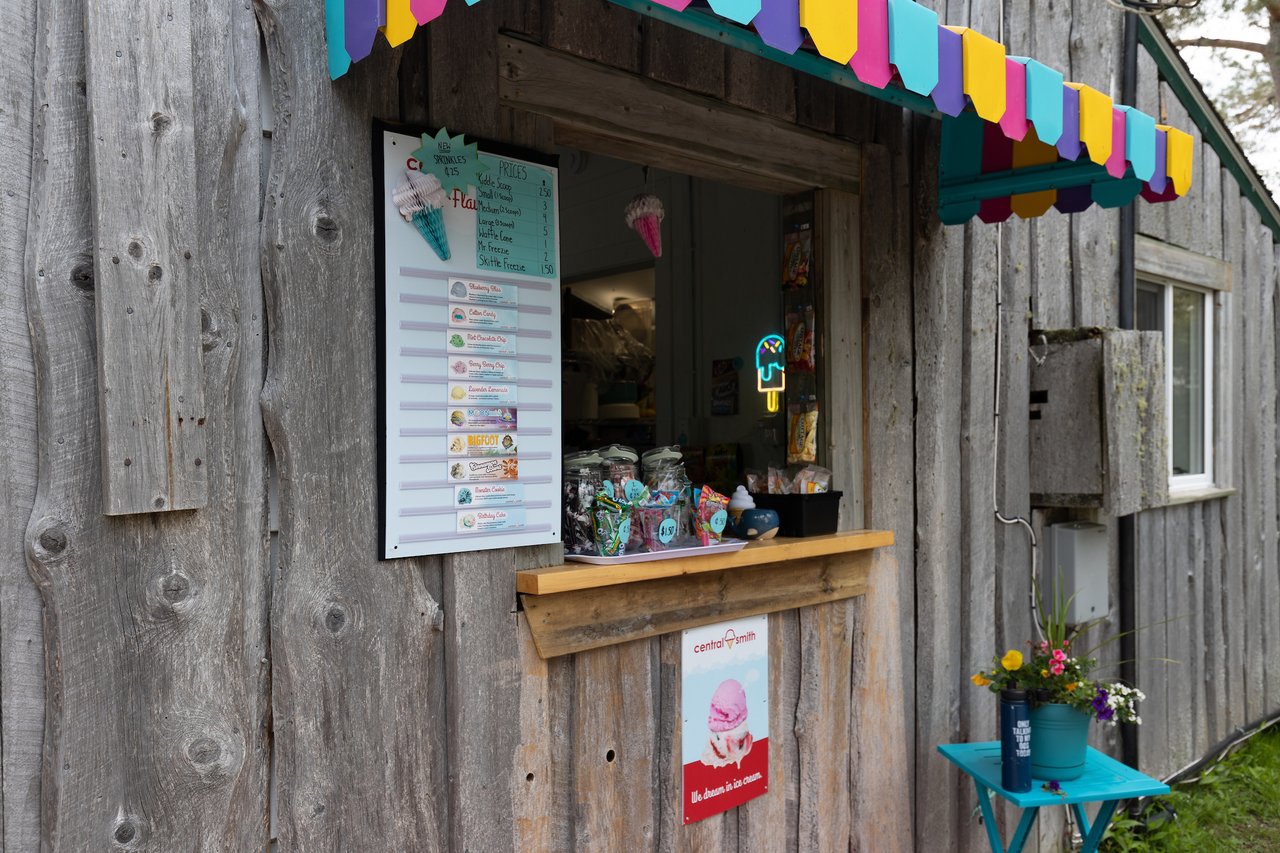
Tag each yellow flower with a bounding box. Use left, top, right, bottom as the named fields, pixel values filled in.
left=1001, top=650, right=1023, bottom=671
left=1066, top=682, right=1077, bottom=692
left=971, top=673, right=992, bottom=687
left=1041, top=669, right=1049, bottom=678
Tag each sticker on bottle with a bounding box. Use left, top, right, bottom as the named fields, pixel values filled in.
left=456, top=507, right=527, bottom=533
left=623, top=479, right=646, bottom=502
left=618, top=518, right=632, bottom=543
left=709, top=510, right=728, bottom=534
left=448, top=356, right=517, bottom=382
left=601, top=481, right=615, bottom=499
left=448, top=303, right=518, bottom=332
left=447, top=382, right=516, bottom=406
left=454, top=482, right=524, bottom=508
left=448, top=407, right=517, bottom=431
left=448, top=278, right=518, bottom=307
left=447, top=432, right=517, bottom=457
left=446, top=330, right=516, bottom=356
left=448, top=458, right=519, bottom=482
left=658, top=517, right=678, bottom=544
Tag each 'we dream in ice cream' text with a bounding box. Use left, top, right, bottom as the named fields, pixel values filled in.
left=690, top=772, right=765, bottom=803
left=691, top=627, right=759, bottom=655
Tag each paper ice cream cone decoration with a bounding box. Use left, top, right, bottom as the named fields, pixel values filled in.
left=624, top=193, right=665, bottom=258
left=700, top=678, right=753, bottom=769
left=394, top=170, right=451, bottom=261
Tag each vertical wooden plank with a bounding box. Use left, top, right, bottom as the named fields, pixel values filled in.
left=725, top=51, right=797, bottom=121
left=819, top=189, right=864, bottom=532
left=1271, top=240, right=1280, bottom=715
left=959, top=222, right=998, bottom=853
left=1159, top=84, right=1196, bottom=249
left=1200, top=500, right=1228, bottom=745
left=27, top=0, right=271, bottom=847
left=859, top=124, right=916, bottom=853
left=1220, top=178, right=1248, bottom=734
left=1163, top=504, right=1194, bottom=774
left=795, top=602, right=852, bottom=851
left=1198, top=144, right=1224, bottom=259
left=1239, top=198, right=1267, bottom=724
left=573, top=640, right=658, bottom=850
left=1136, top=511, right=1170, bottom=777
left=737, top=610, right=800, bottom=853
left=513, top=613, right=563, bottom=852
left=643, top=18, right=725, bottom=98
left=1026, top=0, right=1073, bottom=335
left=544, top=0, right=643, bottom=72
left=912, top=115, right=967, bottom=852
left=257, top=3, right=449, bottom=850
left=84, top=0, right=207, bottom=515
left=0, top=0, right=43, bottom=847
left=1133, top=48, right=1167, bottom=241
left=850, top=551, right=914, bottom=853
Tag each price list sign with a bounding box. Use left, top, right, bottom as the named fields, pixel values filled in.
left=475, top=160, right=557, bottom=279
left=376, top=123, right=562, bottom=560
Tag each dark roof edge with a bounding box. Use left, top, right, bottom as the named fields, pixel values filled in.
left=1138, top=15, right=1280, bottom=243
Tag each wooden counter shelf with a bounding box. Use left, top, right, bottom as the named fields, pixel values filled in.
left=518, top=529, right=894, bottom=658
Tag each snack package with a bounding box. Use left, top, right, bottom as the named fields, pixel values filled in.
left=787, top=403, right=819, bottom=464
left=639, top=504, right=682, bottom=552
left=694, top=485, right=730, bottom=546
left=792, top=464, right=833, bottom=494
left=782, top=229, right=812, bottom=289
left=785, top=305, right=816, bottom=372
left=745, top=470, right=763, bottom=495
left=767, top=467, right=790, bottom=495
left=592, top=494, right=632, bottom=557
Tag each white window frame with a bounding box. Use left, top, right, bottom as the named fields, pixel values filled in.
left=1138, top=278, right=1215, bottom=492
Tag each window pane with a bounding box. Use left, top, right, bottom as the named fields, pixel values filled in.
left=1171, top=288, right=1205, bottom=476
left=1136, top=284, right=1163, bottom=333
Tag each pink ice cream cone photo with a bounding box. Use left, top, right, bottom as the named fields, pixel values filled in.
left=624, top=193, right=665, bottom=258
left=700, top=678, right=753, bottom=769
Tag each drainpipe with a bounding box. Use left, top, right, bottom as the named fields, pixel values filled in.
left=1118, top=9, right=1140, bottom=773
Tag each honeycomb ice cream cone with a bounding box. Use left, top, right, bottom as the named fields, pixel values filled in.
left=394, top=170, right=451, bottom=261
left=624, top=193, right=665, bottom=258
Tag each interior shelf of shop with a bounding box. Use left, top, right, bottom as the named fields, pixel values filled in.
left=516, top=529, right=894, bottom=595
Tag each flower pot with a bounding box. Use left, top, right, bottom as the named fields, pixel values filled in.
left=1030, top=703, right=1090, bottom=781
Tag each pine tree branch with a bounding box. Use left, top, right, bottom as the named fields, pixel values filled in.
left=1172, top=36, right=1270, bottom=54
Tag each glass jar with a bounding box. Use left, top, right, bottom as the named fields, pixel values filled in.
left=563, top=450, right=603, bottom=555
left=597, top=444, right=639, bottom=500
left=641, top=445, right=692, bottom=542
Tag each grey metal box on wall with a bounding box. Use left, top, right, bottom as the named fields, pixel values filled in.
left=1047, top=522, right=1110, bottom=624
left=1028, top=328, right=1169, bottom=515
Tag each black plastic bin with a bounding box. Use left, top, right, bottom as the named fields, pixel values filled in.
left=749, top=491, right=843, bottom=537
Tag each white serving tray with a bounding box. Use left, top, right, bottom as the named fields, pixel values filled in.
left=563, top=538, right=748, bottom=565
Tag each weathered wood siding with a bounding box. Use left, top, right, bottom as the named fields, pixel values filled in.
left=0, top=0, right=1277, bottom=850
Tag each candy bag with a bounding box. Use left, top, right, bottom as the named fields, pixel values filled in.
left=694, top=485, right=729, bottom=545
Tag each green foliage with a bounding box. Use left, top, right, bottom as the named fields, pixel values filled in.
left=1100, top=725, right=1280, bottom=851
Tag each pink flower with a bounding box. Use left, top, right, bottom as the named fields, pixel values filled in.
left=1050, top=661, right=1065, bottom=676
left=1039, top=641, right=1050, bottom=651
left=1052, top=649, right=1067, bottom=663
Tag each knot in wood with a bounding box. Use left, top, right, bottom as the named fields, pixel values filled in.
left=186, top=736, right=222, bottom=767
left=127, top=240, right=143, bottom=259
left=147, top=264, right=163, bottom=283
left=112, top=816, right=144, bottom=849
left=32, top=523, right=68, bottom=560
left=324, top=605, right=347, bottom=634
left=161, top=572, right=191, bottom=603
left=200, top=309, right=222, bottom=353
left=313, top=215, right=340, bottom=244
left=149, top=111, right=173, bottom=135
left=70, top=258, right=95, bottom=292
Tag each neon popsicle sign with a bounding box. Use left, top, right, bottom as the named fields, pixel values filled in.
left=756, top=334, right=786, bottom=413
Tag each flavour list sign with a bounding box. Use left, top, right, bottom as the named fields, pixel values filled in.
left=377, top=123, right=561, bottom=558
left=681, top=615, right=770, bottom=823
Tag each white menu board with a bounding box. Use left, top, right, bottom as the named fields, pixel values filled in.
left=376, top=124, right=561, bottom=559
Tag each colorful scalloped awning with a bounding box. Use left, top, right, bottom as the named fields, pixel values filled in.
left=326, top=0, right=1194, bottom=222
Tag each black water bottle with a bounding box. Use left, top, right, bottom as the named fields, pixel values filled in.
left=1000, top=688, right=1032, bottom=792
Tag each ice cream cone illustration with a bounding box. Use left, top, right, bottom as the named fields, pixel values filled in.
left=624, top=193, right=664, bottom=258
left=394, top=170, right=451, bottom=261
left=700, top=679, right=753, bottom=769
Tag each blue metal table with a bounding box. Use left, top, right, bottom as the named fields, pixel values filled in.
left=937, top=742, right=1170, bottom=853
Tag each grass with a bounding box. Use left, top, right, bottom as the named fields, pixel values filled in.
left=1100, top=724, right=1280, bottom=852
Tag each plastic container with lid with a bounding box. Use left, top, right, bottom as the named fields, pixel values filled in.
left=563, top=451, right=604, bottom=555
left=597, top=444, right=640, bottom=499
